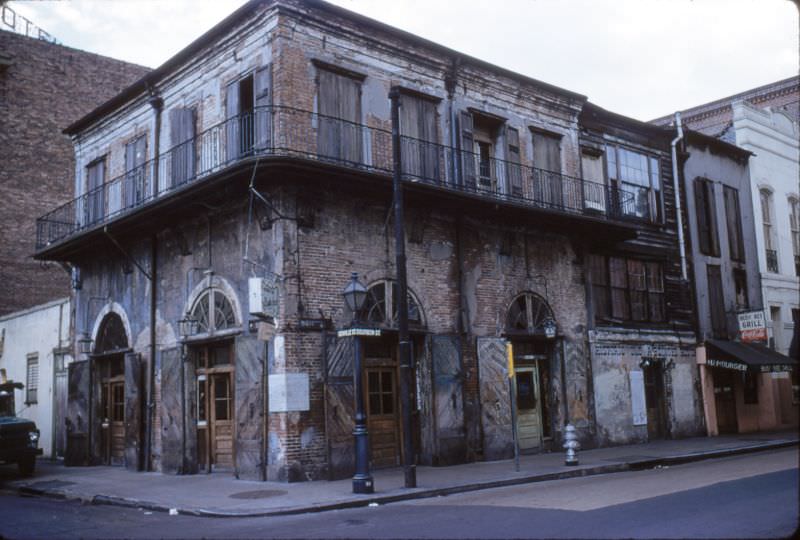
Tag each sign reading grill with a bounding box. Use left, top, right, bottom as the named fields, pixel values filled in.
left=737, top=310, right=767, bottom=343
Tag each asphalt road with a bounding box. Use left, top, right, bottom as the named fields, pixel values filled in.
left=0, top=448, right=797, bottom=539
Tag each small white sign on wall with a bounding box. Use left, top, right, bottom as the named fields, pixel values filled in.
left=629, top=370, right=648, bottom=426
left=269, top=373, right=309, bottom=412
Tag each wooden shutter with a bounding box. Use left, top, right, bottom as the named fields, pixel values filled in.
left=627, top=259, right=647, bottom=321
left=87, top=160, right=105, bottom=224
left=399, top=94, right=421, bottom=177
left=431, top=335, right=466, bottom=465
left=170, top=108, right=195, bottom=186
left=588, top=254, right=610, bottom=320
left=65, top=360, right=91, bottom=466
left=532, top=131, right=562, bottom=206
left=706, top=265, right=727, bottom=338
left=459, top=111, right=475, bottom=188
left=609, top=257, right=630, bottom=320
left=420, top=99, right=439, bottom=181
left=234, top=336, right=265, bottom=481
left=324, top=333, right=355, bottom=479
left=124, top=352, right=143, bottom=471
left=695, top=179, right=719, bottom=256
left=646, top=262, right=665, bottom=322
left=506, top=127, right=522, bottom=196
left=225, top=80, right=240, bottom=161
left=724, top=186, right=744, bottom=262
left=254, top=65, right=272, bottom=151
left=477, top=337, right=512, bottom=460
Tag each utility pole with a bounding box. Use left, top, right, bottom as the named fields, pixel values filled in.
left=389, top=88, right=416, bottom=489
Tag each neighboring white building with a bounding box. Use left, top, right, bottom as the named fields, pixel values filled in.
left=731, top=102, right=800, bottom=356
left=652, top=76, right=800, bottom=358
left=0, top=297, right=72, bottom=458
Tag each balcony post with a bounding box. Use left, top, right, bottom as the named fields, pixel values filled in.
left=389, top=88, right=416, bottom=489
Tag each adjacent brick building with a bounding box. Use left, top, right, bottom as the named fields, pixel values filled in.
left=35, top=0, right=709, bottom=482
left=0, top=25, right=149, bottom=316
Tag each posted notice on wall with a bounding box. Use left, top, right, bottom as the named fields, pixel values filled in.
left=629, top=370, right=647, bottom=426
left=269, top=373, right=310, bottom=412
left=738, top=310, right=767, bottom=343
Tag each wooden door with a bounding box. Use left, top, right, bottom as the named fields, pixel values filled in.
left=209, top=373, right=234, bottom=469
left=643, top=364, right=664, bottom=439
left=365, top=367, right=400, bottom=468
left=100, top=380, right=125, bottom=465
left=515, top=367, right=542, bottom=451
left=713, top=369, right=738, bottom=434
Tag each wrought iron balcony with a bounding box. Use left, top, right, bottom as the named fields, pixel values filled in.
left=766, top=249, right=779, bottom=273
left=35, top=106, right=636, bottom=251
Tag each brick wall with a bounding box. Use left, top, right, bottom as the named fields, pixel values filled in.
left=0, top=31, right=149, bottom=315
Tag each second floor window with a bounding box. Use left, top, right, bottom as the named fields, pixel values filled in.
left=760, top=189, right=778, bottom=272
left=606, top=145, right=661, bottom=222
left=724, top=186, right=745, bottom=262
left=398, top=91, right=439, bottom=181
left=694, top=178, right=719, bottom=256
left=317, top=66, right=362, bottom=164
left=170, top=108, right=196, bottom=187
left=588, top=254, right=665, bottom=324
left=226, top=66, right=271, bottom=161
left=124, top=135, right=148, bottom=207
left=733, top=268, right=749, bottom=310
left=85, top=157, right=106, bottom=225
left=790, top=196, right=800, bottom=276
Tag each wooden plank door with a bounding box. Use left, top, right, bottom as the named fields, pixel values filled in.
left=515, top=367, right=543, bottom=451
left=365, top=367, right=400, bottom=468
left=643, top=365, right=664, bottom=439
left=109, top=381, right=126, bottom=464
left=210, top=373, right=234, bottom=469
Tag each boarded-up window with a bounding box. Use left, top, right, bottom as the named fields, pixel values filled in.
left=26, top=354, right=38, bottom=404
left=724, top=186, right=745, bottom=262
left=317, top=67, right=362, bottom=164
left=170, top=108, right=196, bottom=187
left=399, top=92, right=439, bottom=181
left=581, top=151, right=606, bottom=212
left=532, top=130, right=562, bottom=207
left=707, top=264, right=727, bottom=338
left=695, top=178, right=719, bottom=256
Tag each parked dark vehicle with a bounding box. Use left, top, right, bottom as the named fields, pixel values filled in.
left=0, top=381, right=42, bottom=476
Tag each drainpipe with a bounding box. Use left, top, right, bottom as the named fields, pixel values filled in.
left=146, top=89, right=163, bottom=472
left=670, top=112, right=687, bottom=281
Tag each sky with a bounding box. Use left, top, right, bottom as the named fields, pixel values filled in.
left=5, top=0, right=798, bottom=121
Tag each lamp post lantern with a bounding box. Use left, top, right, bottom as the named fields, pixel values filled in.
left=341, top=272, right=374, bottom=494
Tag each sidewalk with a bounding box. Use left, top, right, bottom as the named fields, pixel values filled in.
left=4, top=430, right=797, bottom=518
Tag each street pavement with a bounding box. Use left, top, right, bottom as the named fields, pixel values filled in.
left=0, top=448, right=796, bottom=539
left=1, top=430, right=796, bottom=517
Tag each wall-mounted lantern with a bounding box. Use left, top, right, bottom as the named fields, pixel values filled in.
left=178, top=314, right=199, bottom=341
left=543, top=318, right=557, bottom=339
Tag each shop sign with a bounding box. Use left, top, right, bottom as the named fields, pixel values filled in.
left=336, top=328, right=381, bottom=338
left=737, top=310, right=767, bottom=343
left=707, top=358, right=748, bottom=372
left=759, top=364, right=794, bottom=373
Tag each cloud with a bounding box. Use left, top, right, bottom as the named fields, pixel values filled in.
left=7, top=0, right=798, bottom=120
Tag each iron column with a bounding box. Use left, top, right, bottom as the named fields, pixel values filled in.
left=389, top=88, right=417, bottom=488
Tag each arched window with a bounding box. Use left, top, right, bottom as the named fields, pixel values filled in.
left=190, top=288, right=238, bottom=334
left=363, top=280, right=423, bottom=328
left=506, top=293, right=555, bottom=335
left=95, top=313, right=129, bottom=354
left=760, top=189, right=778, bottom=272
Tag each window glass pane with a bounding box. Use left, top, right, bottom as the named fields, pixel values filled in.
left=381, top=393, right=394, bottom=415
left=516, top=372, right=536, bottom=410
left=606, top=146, right=617, bottom=179
left=649, top=157, right=659, bottom=190
left=198, top=379, right=207, bottom=421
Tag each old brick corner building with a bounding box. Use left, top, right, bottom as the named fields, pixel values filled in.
left=34, top=0, right=706, bottom=482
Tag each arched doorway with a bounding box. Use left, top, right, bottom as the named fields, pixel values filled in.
left=93, top=312, right=129, bottom=466
left=506, top=292, right=557, bottom=452
left=187, top=287, right=238, bottom=472
left=359, top=279, right=425, bottom=468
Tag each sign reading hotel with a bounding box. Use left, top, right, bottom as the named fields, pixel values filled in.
left=737, top=310, right=767, bottom=343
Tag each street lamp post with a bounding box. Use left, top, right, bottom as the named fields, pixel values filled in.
left=341, top=272, right=374, bottom=494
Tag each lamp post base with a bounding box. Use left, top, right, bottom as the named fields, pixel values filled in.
left=352, top=474, right=374, bottom=494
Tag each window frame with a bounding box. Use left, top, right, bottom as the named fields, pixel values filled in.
left=724, top=185, right=745, bottom=262
left=694, top=178, right=720, bottom=257
left=604, top=144, right=663, bottom=223
left=588, top=254, right=666, bottom=325
left=25, top=353, right=38, bottom=405
left=789, top=196, right=800, bottom=276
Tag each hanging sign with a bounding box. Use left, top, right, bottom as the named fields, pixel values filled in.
left=249, top=276, right=279, bottom=319
left=336, top=328, right=381, bottom=338
left=738, top=310, right=767, bottom=343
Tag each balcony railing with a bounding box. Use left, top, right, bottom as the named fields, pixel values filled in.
left=766, top=249, right=779, bottom=273
left=36, top=106, right=636, bottom=250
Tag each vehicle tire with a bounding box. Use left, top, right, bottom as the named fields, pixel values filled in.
left=18, top=457, right=35, bottom=477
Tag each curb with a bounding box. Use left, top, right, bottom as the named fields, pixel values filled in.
left=15, top=439, right=798, bottom=518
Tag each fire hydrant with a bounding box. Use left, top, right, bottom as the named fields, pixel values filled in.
left=563, top=423, right=580, bottom=466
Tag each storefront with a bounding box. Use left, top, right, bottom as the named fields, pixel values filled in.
left=698, top=339, right=798, bottom=435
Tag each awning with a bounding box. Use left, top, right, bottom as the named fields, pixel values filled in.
left=705, top=339, right=798, bottom=373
